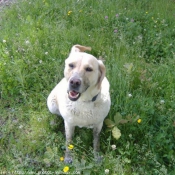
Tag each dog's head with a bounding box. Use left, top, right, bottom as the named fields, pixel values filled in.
left=64, top=45, right=106, bottom=101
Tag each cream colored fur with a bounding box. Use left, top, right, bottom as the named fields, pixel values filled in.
left=47, top=44, right=111, bottom=163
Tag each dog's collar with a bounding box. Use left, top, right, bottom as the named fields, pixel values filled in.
left=91, top=94, right=99, bottom=102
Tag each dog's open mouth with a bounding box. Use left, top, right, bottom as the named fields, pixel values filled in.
left=68, top=90, right=81, bottom=101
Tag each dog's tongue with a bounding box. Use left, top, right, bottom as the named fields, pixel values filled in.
left=69, top=91, right=79, bottom=98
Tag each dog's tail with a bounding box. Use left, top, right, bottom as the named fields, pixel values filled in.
left=70, top=45, right=91, bottom=53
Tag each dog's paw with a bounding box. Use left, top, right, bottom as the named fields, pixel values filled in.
left=94, top=152, right=103, bottom=164
left=95, top=155, right=103, bottom=164
left=64, top=155, right=73, bottom=164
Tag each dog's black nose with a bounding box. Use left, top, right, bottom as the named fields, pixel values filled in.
left=70, top=78, right=81, bottom=88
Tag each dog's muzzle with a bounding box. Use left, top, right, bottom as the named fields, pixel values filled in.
left=68, top=77, right=81, bottom=101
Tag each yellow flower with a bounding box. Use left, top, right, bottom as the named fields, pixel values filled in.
left=68, top=11, right=72, bottom=15
left=68, top=144, right=74, bottom=150
left=60, top=157, right=64, bottom=161
left=137, top=119, right=142, bottom=123
left=63, top=166, right=69, bottom=172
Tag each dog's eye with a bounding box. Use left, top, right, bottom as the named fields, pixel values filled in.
left=69, top=63, right=74, bottom=68
left=85, top=67, right=93, bottom=72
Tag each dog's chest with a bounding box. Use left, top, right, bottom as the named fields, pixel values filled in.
left=66, top=101, right=94, bottom=118
left=59, top=99, right=108, bottom=127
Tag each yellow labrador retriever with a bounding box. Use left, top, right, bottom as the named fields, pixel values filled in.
left=47, top=45, right=111, bottom=163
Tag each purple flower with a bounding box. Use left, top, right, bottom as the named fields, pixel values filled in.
left=105, top=16, right=108, bottom=19
left=116, top=14, right=119, bottom=17
left=114, top=29, right=118, bottom=33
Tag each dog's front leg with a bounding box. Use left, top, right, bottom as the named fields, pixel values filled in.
left=64, top=121, right=75, bottom=164
left=93, top=122, right=103, bottom=162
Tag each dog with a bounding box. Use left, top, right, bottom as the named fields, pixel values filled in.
left=47, top=45, right=111, bottom=163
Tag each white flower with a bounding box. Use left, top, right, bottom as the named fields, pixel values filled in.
left=3, top=40, right=6, bottom=43
left=19, top=125, right=23, bottom=129
left=128, top=93, right=132, bottom=98
left=38, top=118, right=42, bottom=122
left=129, top=134, right=132, bottom=138
left=25, top=40, right=30, bottom=44
left=111, top=144, right=116, bottom=150
left=39, top=60, right=42, bottom=64
left=105, top=169, right=109, bottom=174
left=160, top=100, right=165, bottom=104
left=45, top=52, right=48, bottom=55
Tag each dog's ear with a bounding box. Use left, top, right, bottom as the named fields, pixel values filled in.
left=70, top=45, right=91, bottom=53
left=98, top=60, right=106, bottom=89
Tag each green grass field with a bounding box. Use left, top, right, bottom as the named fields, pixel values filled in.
left=0, top=0, right=175, bottom=174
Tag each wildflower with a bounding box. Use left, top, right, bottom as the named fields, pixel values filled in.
left=68, top=10, right=72, bottom=15
left=19, top=125, right=23, bottom=129
left=63, top=166, right=69, bottom=173
left=105, top=16, right=108, bottom=19
left=60, top=157, right=64, bottom=161
left=45, top=52, right=48, bottom=55
left=129, top=134, right=132, bottom=138
left=39, top=60, right=42, bottom=64
left=128, top=93, right=132, bottom=98
left=3, top=39, right=6, bottom=43
left=111, top=144, right=116, bottom=150
left=116, top=14, right=119, bottom=17
left=160, top=100, right=165, bottom=104
left=37, top=118, right=42, bottom=122
left=105, top=169, right=109, bottom=174
left=5, top=51, right=9, bottom=55
left=114, top=29, right=118, bottom=33
left=137, top=119, right=142, bottom=124
left=68, top=144, right=74, bottom=150
left=25, top=40, right=30, bottom=44
left=138, top=35, right=143, bottom=40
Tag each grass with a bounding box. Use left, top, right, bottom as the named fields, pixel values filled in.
left=0, top=0, right=175, bottom=174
